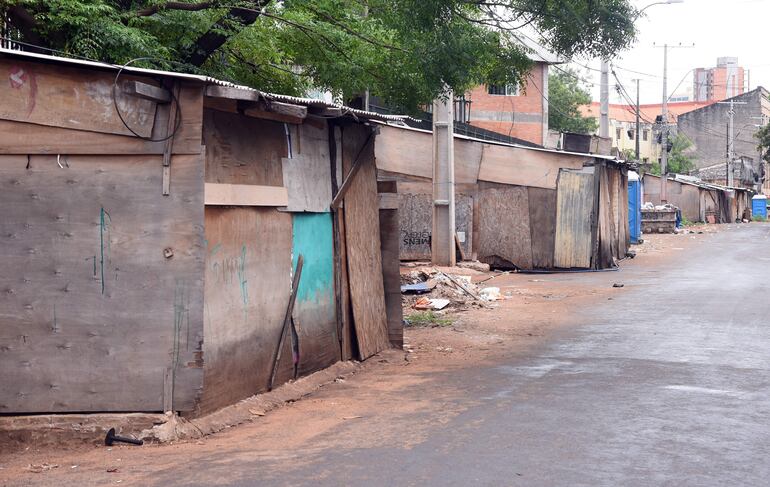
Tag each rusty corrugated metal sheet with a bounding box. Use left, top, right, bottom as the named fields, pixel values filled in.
left=554, top=169, right=595, bottom=269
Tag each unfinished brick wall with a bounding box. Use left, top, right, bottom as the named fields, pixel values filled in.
left=466, top=62, right=546, bottom=145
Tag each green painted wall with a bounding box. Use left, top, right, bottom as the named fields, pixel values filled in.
left=291, top=212, right=338, bottom=372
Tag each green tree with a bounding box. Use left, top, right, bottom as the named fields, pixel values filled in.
left=649, top=134, right=695, bottom=175
left=547, top=67, right=598, bottom=134
left=3, top=1, right=638, bottom=111
left=756, top=123, right=770, bottom=163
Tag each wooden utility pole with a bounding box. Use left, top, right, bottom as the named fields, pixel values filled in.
left=431, top=89, right=456, bottom=266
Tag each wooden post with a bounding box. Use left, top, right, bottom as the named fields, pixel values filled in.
left=431, top=88, right=456, bottom=266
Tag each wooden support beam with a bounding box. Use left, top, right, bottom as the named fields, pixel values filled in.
left=122, top=81, right=171, bottom=104
left=261, top=100, right=308, bottom=119
left=309, top=106, right=344, bottom=117
left=205, top=84, right=259, bottom=102
left=204, top=183, right=288, bottom=206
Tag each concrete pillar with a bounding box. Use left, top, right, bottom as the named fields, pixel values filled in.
left=431, top=89, right=456, bottom=266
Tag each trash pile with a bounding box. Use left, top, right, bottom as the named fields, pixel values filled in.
left=400, top=265, right=503, bottom=312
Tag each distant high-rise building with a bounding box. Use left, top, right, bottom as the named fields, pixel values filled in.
left=693, top=57, right=745, bottom=102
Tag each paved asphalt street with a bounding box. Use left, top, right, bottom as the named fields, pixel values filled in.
left=211, top=224, right=768, bottom=487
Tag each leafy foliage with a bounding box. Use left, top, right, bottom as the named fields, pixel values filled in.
left=3, top=0, right=638, bottom=111
left=649, top=134, right=695, bottom=175
left=547, top=67, right=598, bottom=134
left=756, top=123, right=770, bottom=164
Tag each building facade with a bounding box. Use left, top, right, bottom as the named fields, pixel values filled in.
left=694, top=57, right=745, bottom=102
left=464, top=61, right=550, bottom=146
left=578, top=101, right=711, bottom=163
left=678, top=87, right=770, bottom=180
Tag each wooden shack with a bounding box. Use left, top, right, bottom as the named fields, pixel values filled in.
left=376, top=125, right=631, bottom=270
left=0, top=49, right=402, bottom=416
left=643, top=173, right=753, bottom=224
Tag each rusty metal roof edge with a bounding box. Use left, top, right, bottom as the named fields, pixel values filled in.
left=0, top=47, right=409, bottom=122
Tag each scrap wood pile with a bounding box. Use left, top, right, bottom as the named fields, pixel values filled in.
left=400, top=263, right=504, bottom=314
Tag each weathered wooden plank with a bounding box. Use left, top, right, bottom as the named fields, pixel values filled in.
left=478, top=144, right=587, bottom=190
left=0, top=59, right=158, bottom=137
left=528, top=187, right=557, bottom=269
left=204, top=183, right=288, bottom=206
left=0, top=81, right=203, bottom=155
left=342, top=125, right=390, bottom=360
left=203, top=109, right=285, bottom=186
left=199, top=207, right=292, bottom=415
left=281, top=121, right=333, bottom=212
left=205, top=85, right=259, bottom=102
left=597, top=165, right=615, bottom=269
left=554, top=169, right=595, bottom=269
left=123, top=80, right=171, bottom=103
left=0, top=153, right=204, bottom=413
left=336, top=208, right=354, bottom=361
left=379, top=207, right=404, bottom=347
left=477, top=184, right=533, bottom=270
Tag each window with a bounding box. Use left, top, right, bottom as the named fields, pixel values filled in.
left=628, top=130, right=635, bottom=140
left=487, top=84, right=519, bottom=96
left=643, top=157, right=649, bottom=163
left=616, top=127, right=622, bottom=140
left=643, top=129, right=649, bottom=141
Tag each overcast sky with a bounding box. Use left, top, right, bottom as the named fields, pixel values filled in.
left=577, top=0, right=770, bottom=105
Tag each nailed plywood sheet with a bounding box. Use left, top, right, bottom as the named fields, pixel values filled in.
left=477, top=185, right=533, bottom=269
left=478, top=144, right=587, bottom=189
left=554, top=170, right=595, bottom=269
left=291, top=213, right=339, bottom=375
left=374, top=125, right=482, bottom=183
left=203, top=109, right=285, bottom=186
left=204, top=183, right=288, bottom=206
left=200, top=207, right=292, bottom=414
left=380, top=208, right=404, bottom=347
left=281, top=122, right=333, bottom=212
left=0, top=59, right=157, bottom=137
left=342, top=126, right=390, bottom=360
left=0, top=154, right=204, bottom=413
left=596, top=166, right=615, bottom=269
left=397, top=193, right=473, bottom=260
left=528, top=187, right=557, bottom=269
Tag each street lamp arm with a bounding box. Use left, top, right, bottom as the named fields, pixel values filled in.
left=637, top=0, right=684, bottom=17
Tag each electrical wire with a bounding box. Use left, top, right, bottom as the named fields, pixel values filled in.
left=111, top=57, right=183, bottom=142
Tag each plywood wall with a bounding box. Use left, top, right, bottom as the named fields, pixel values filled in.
left=200, top=207, right=292, bottom=414
left=342, top=125, right=390, bottom=359
left=397, top=193, right=473, bottom=260
left=477, top=184, right=533, bottom=269
left=0, top=154, right=205, bottom=413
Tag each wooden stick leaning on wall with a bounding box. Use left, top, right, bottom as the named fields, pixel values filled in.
left=268, top=254, right=304, bottom=391
left=330, top=131, right=375, bottom=209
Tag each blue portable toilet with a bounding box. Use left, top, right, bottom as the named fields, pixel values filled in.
left=752, top=194, right=767, bottom=220
left=628, top=171, right=642, bottom=244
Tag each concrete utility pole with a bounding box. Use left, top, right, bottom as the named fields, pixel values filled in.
left=600, top=60, right=610, bottom=138
left=660, top=43, right=669, bottom=202
left=655, top=42, right=694, bottom=203
left=635, top=79, right=641, bottom=160
left=718, top=98, right=748, bottom=187
left=431, top=89, right=456, bottom=266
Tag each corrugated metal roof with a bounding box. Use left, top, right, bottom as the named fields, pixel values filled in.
left=0, top=47, right=408, bottom=122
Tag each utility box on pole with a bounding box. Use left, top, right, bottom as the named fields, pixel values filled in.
left=431, top=89, right=456, bottom=266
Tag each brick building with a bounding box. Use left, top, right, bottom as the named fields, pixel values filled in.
left=464, top=43, right=560, bottom=146
left=694, top=57, right=745, bottom=102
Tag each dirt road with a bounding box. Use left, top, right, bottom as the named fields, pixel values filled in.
left=4, top=224, right=767, bottom=486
